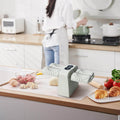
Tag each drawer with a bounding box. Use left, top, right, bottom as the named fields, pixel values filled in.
left=69, top=48, right=115, bottom=76
left=0, top=43, right=24, bottom=68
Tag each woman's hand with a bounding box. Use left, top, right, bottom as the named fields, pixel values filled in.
left=77, top=17, right=88, bottom=28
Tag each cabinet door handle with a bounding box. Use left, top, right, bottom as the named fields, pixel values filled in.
left=75, top=55, right=88, bottom=57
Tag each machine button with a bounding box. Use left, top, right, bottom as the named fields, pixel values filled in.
left=65, top=65, right=73, bottom=70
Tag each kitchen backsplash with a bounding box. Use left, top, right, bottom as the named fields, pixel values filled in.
left=0, top=0, right=120, bottom=38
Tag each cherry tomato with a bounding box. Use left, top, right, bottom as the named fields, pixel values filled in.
left=113, top=80, right=120, bottom=87
left=104, top=78, right=114, bottom=89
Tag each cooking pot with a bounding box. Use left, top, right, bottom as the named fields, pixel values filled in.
left=73, top=26, right=92, bottom=35
left=101, top=23, right=120, bottom=37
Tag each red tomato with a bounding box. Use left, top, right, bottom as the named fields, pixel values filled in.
left=104, top=78, right=114, bottom=89
left=113, top=80, right=120, bottom=87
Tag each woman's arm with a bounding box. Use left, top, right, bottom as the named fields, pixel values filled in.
left=62, top=1, right=88, bottom=29
left=62, top=2, right=77, bottom=29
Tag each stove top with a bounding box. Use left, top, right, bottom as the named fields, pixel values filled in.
left=72, top=35, right=120, bottom=46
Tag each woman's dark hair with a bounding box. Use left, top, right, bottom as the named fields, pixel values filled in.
left=46, top=0, right=56, bottom=18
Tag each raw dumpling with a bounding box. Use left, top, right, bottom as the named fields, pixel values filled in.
left=49, top=77, right=58, bottom=86
left=9, top=80, right=19, bottom=87
left=20, top=84, right=27, bottom=89
left=30, top=83, right=38, bottom=89
left=26, top=82, right=34, bottom=88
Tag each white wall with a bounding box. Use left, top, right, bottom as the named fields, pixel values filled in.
left=0, top=0, right=15, bottom=18
left=0, top=0, right=120, bottom=38
left=15, top=0, right=46, bottom=34
left=78, top=0, right=120, bottom=38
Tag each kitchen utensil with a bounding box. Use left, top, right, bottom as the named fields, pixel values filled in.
left=0, top=81, right=9, bottom=87
left=0, top=78, right=15, bottom=87
left=73, top=9, right=81, bottom=20
left=73, top=26, right=93, bottom=35
left=84, top=0, right=113, bottom=11
left=42, top=63, right=94, bottom=97
left=101, top=23, right=120, bottom=37
left=89, top=81, right=104, bottom=89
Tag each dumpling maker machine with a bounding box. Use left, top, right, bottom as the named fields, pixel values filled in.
left=42, top=63, right=94, bottom=97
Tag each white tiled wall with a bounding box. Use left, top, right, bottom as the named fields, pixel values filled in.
left=0, top=0, right=15, bottom=17
left=0, top=0, right=120, bottom=38
left=15, top=0, right=45, bottom=34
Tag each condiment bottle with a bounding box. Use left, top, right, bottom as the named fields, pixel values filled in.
left=36, top=17, right=41, bottom=34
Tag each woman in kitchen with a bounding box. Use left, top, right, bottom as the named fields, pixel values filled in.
left=42, top=0, right=88, bottom=66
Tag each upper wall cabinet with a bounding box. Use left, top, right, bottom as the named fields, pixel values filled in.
left=75, top=0, right=120, bottom=19
left=84, top=0, right=113, bottom=11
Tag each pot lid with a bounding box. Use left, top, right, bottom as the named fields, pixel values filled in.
left=84, top=0, right=113, bottom=11
left=101, top=23, right=120, bottom=29
left=103, top=23, right=120, bottom=27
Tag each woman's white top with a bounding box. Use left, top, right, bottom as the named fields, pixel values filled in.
left=42, top=0, right=76, bottom=48
left=43, top=0, right=76, bottom=32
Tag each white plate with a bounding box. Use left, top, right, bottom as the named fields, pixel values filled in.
left=88, top=93, right=120, bottom=103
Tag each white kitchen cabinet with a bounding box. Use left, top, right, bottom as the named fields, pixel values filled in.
left=0, top=43, right=24, bottom=68
left=24, top=99, right=117, bottom=120
left=69, top=48, right=115, bottom=76
left=0, top=43, right=43, bottom=70
left=0, top=96, right=118, bottom=120
left=114, top=52, right=120, bottom=70
left=0, top=97, right=25, bottom=120
left=24, top=45, right=43, bottom=70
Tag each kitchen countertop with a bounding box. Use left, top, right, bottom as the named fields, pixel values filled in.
left=0, top=85, right=120, bottom=115
left=0, top=34, right=44, bottom=46
left=0, top=34, right=120, bottom=52
left=69, top=43, right=120, bottom=52
left=0, top=66, right=119, bottom=115
left=0, top=74, right=120, bottom=115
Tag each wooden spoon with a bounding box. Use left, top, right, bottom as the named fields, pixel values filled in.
left=0, top=78, right=17, bottom=87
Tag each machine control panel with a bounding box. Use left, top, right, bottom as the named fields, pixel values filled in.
left=64, top=65, right=73, bottom=70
